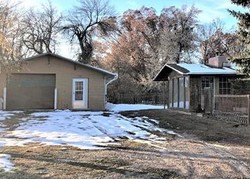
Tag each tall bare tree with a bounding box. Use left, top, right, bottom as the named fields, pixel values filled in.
left=0, top=1, right=23, bottom=70
left=100, top=6, right=200, bottom=102
left=159, top=5, right=200, bottom=63
left=62, top=0, right=116, bottom=64
left=22, top=0, right=63, bottom=55
left=198, top=19, right=242, bottom=64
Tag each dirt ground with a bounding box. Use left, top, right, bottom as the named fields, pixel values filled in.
left=121, top=109, right=250, bottom=146
left=0, top=109, right=250, bottom=178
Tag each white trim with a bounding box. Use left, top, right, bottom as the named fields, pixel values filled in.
left=85, top=79, right=88, bottom=108
left=72, top=78, right=88, bottom=109
left=104, top=78, right=107, bottom=104
left=165, top=64, right=185, bottom=75
left=105, top=74, right=118, bottom=95
left=153, top=64, right=185, bottom=81
left=106, top=73, right=118, bottom=86
left=54, top=88, right=57, bottom=109
left=104, top=74, right=118, bottom=104
left=3, top=87, right=6, bottom=110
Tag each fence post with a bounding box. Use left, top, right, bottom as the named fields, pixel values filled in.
left=163, top=81, right=166, bottom=109
left=248, top=95, right=250, bottom=125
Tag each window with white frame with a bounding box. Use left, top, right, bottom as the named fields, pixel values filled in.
left=219, top=77, right=231, bottom=94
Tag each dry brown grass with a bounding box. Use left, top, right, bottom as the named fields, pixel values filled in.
left=0, top=110, right=249, bottom=178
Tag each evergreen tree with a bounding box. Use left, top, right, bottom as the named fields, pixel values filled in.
left=229, top=0, right=250, bottom=75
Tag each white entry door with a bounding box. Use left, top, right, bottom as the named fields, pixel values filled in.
left=72, top=78, right=88, bottom=109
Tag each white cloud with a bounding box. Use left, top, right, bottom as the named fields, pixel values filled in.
left=15, top=0, right=42, bottom=10
left=192, top=0, right=238, bottom=28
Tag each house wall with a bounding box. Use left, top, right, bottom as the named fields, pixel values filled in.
left=189, top=76, right=202, bottom=112
left=168, top=71, right=190, bottom=110
left=167, top=74, right=234, bottom=112
left=188, top=76, right=235, bottom=112
left=0, top=56, right=106, bottom=110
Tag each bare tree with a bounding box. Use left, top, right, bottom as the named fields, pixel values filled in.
left=62, top=0, right=116, bottom=64
left=22, top=0, right=63, bottom=55
left=159, top=5, right=200, bottom=63
left=0, top=1, right=24, bottom=70
left=198, top=19, right=242, bottom=64
left=100, top=5, right=200, bottom=103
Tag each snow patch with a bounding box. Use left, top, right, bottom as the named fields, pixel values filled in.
left=0, top=154, right=14, bottom=172
left=0, top=111, right=22, bottom=121
left=106, top=103, right=164, bottom=112
left=0, top=108, right=179, bottom=150
left=0, top=104, right=179, bottom=172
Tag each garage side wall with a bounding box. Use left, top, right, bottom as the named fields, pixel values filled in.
left=0, top=56, right=106, bottom=110
left=0, top=72, right=6, bottom=109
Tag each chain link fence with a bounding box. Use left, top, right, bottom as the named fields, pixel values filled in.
left=108, top=92, right=166, bottom=105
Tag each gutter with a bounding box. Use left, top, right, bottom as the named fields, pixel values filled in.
left=106, top=73, right=118, bottom=86
left=105, top=73, right=118, bottom=100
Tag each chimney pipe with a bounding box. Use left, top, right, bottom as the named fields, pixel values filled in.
left=208, top=56, right=229, bottom=68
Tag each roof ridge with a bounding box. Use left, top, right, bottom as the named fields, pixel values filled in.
left=24, top=53, right=116, bottom=77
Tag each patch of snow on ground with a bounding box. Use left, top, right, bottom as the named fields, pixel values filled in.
left=1, top=108, right=178, bottom=150
left=0, top=104, right=178, bottom=171
left=0, top=154, right=14, bottom=172
left=106, top=103, right=165, bottom=112
left=0, top=111, right=17, bottom=121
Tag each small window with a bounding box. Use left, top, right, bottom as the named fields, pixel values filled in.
left=219, top=77, right=231, bottom=94
left=75, top=81, right=83, bottom=100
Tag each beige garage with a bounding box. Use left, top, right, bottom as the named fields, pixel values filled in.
left=0, top=53, right=116, bottom=110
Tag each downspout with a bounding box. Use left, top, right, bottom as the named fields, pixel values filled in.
left=105, top=73, right=118, bottom=102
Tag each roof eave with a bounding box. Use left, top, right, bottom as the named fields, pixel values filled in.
left=153, top=64, right=185, bottom=81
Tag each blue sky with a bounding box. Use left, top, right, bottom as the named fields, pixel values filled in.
left=108, top=0, right=242, bottom=28
left=19, top=0, right=243, bottom=28
left=16, top=0, right=244, bottom=58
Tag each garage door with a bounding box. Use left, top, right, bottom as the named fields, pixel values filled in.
left=6, top=74, right=56, bottom=110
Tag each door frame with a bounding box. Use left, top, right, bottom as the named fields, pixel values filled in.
left=72, top=78, right=88, bottom=109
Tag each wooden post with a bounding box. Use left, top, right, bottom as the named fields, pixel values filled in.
left=247, top=94, right=250, bottom=124
left=163, top=81, right=166, bottom=109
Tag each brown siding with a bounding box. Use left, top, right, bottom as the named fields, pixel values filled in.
left=189, top=76, right=202, bottom=112
left=0, top=56, right=106, bottom=110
